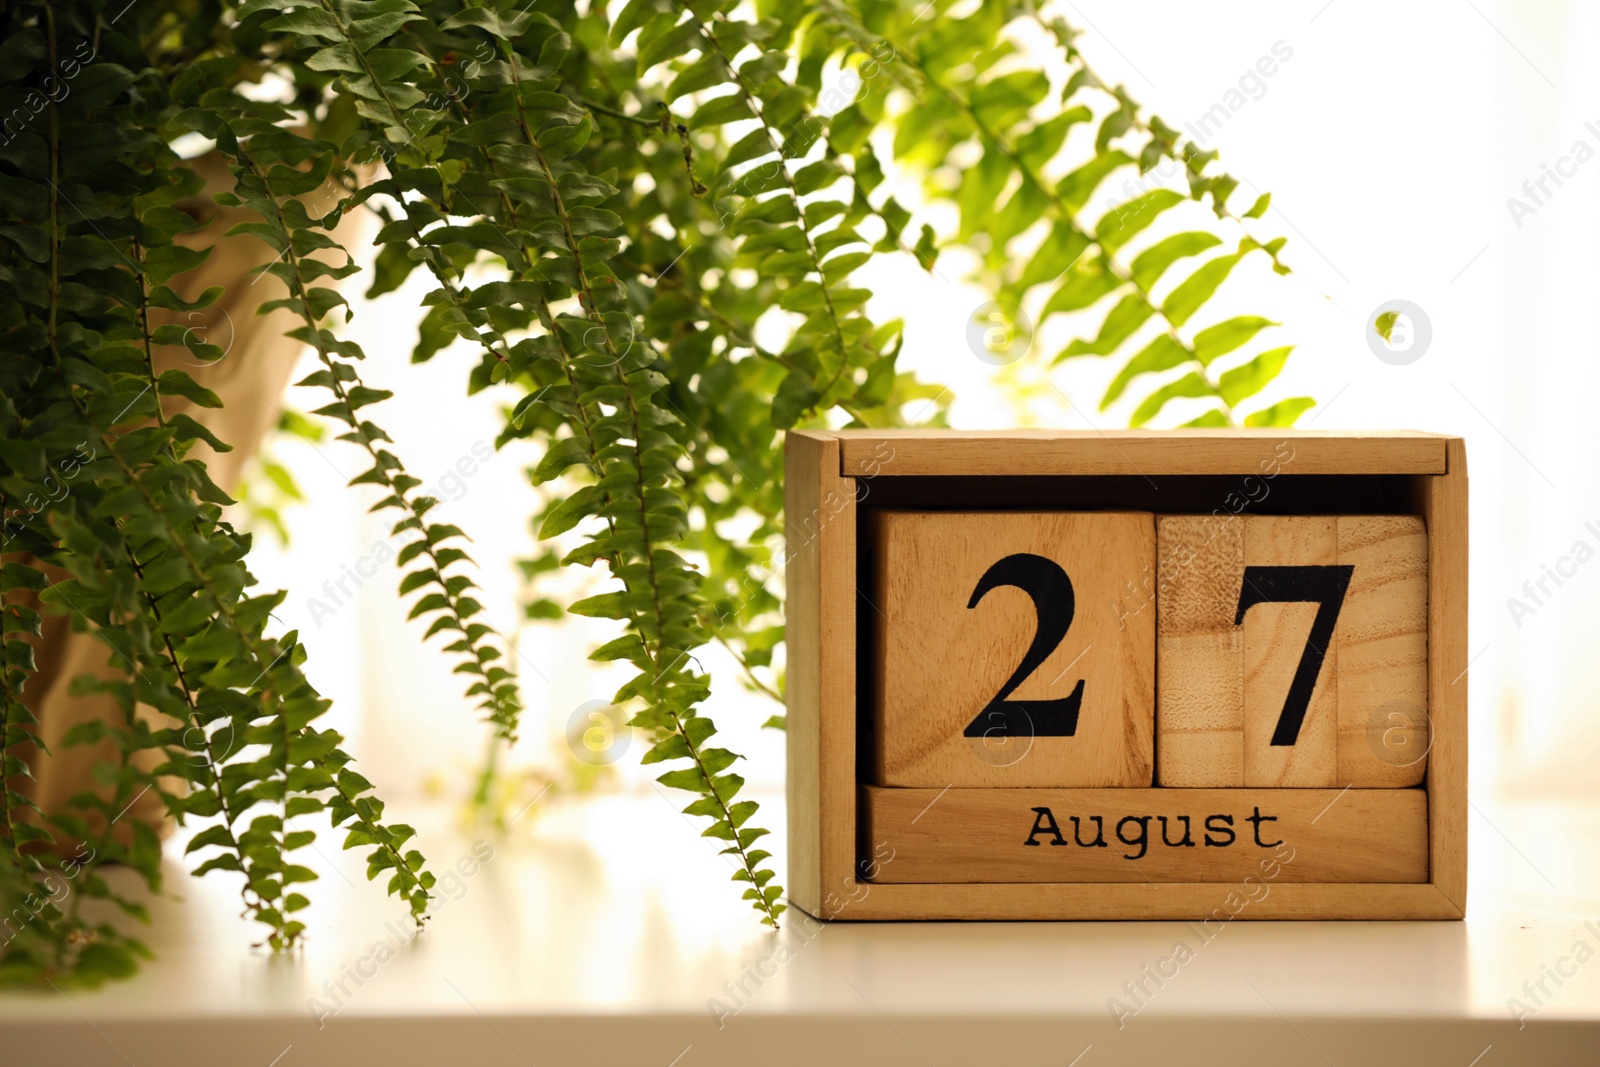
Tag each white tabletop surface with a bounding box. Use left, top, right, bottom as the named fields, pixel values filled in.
left=2, top=789, right=1597, bottom=1066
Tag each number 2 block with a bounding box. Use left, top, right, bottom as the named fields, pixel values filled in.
left=1156, top=514, right=1428, bottom=788
left=869, top=510, right=1155, bottom=788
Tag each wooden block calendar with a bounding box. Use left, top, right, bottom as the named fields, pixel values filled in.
left=785, top=429, right=1466, bottom=921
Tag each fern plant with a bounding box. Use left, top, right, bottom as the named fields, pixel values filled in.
left=0, top=0, right=1309, bottom=984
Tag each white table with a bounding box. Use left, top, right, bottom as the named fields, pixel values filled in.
left=2, top=791, right=1596, bottom=1066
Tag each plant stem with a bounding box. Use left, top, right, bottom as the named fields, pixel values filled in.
left=573, top=95, right=658, bottom=128
left=714, top=634, right=783, bottom=704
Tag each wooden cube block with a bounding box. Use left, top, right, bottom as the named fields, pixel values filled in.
left=1156, top=514, right=1428, bottom=788
left=870, top=510, right=1155, bottom=787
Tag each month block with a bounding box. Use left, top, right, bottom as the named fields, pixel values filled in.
left=869, top=510, right=1155, bottom=787
left=1156, top=514, right=1428, bottom=788
left=860, top=784, right=1429, bottom=883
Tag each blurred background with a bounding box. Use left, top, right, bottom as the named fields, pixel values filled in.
left=235, top=0, right=1597, bottom=821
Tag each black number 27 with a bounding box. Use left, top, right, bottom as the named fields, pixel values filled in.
left=962, top=554, right=1085, bottom=740
left=1233, top=565, right=1354, bottom=746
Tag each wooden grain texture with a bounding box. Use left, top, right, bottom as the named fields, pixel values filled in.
left=782, top=431, right=858, bottom=918
left=1421, top=439, right=1468, bottom=914
left=1336, top=515, right=1430, bottom=786
left=782, top=432, right=823, bottom=917
left=862, top=785, right=1428, bottom=884
left=1156, top=515, right=1245, bottom=786
left=1242, top=516, right=1340, bottom=787
left=824, top=881, right=1463, bottom=921
left=836, top=430, right=1448, bottom=478
left=870, top=510, right=1154, bottom=787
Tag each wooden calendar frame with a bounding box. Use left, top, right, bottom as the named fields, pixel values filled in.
left=784, top=429, right=1467, bottom=921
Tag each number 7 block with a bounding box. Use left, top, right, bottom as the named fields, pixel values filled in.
left=1156, top=514, right=1428, bottom=788
left=868, top=510, right=1156, bottom=788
